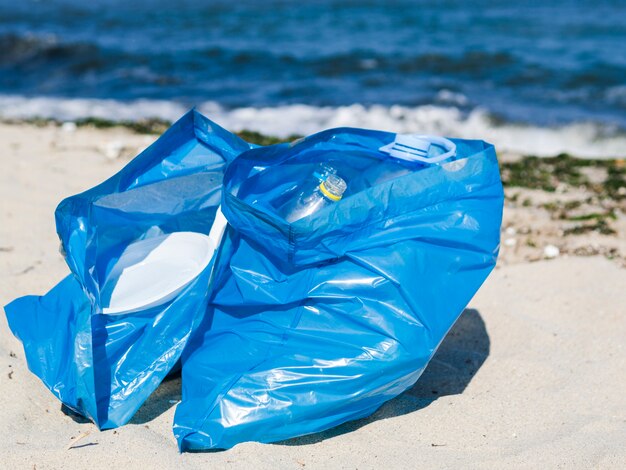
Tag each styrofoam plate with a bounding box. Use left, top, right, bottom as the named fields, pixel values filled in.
left=100, top=232, right=215, bottom=315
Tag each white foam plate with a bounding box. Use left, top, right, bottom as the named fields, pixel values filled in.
left=100, top=231, right=215, bottom=315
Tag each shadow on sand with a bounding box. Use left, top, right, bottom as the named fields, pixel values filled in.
left=61, top=369, right=182, bottom=426
left=128, top=371, right=182, bottom=425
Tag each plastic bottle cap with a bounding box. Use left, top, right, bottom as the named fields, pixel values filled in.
left=319, top=174, right=347, bottom=202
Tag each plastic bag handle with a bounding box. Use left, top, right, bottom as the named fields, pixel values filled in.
left=379, top=134, right=457, bottom=164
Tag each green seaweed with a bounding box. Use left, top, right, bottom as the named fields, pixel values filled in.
left=500, top=154, right=626, bottom=201
left=500, top=156, right=557, bottom=192
left=74, top=117, right=172, bottom=134
left=603, top=161, right=626, bottom=199
left=566, top=211, right=617, bottom=222
left=541, top=202, right=560, bottom=213
left=563, top=219, right=616, bottom=236
left=563, top=200, right=584, bottom=210
left=235, top=130, right=302, bottom=146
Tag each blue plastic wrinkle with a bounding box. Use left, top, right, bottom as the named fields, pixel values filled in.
left=173, top=128, right=503, bottom=450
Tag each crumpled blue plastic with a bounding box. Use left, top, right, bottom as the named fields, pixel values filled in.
left=4, top=111, right=503, bottom=449
left=4, top=110, right=252, bottom=428
left=173, top=128, right=503, bottom=450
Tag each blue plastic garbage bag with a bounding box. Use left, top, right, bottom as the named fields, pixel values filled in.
left=4, top=110, right=252, bottom=428
left=173, top=128, right=503, bottom=450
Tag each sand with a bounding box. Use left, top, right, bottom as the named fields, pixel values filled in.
left=1, top=123, right=625, bottom=469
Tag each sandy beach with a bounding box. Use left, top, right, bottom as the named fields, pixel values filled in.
left=1, top=122, right=625, bottom=469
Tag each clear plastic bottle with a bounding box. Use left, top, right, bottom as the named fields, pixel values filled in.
left=279, top=172, right=347, bottom=222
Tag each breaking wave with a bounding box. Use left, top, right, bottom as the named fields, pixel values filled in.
left=1, top=94, right=625, bottom=159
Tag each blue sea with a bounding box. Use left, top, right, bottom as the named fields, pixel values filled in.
left=1, top=0, right=625, bottom=156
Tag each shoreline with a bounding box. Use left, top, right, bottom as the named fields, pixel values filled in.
left=3, top=106, right=626, bottom=159
left=4, top=115, right=626, bottom=158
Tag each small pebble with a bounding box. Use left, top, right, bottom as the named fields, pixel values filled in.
left=102, top=141, right=125, bottom=160
left=544, top=244, right=560, bottom=259
left=61, top=121, right=77, bottom=132
left=505, top=227, right=517, bottom=236
left=504, top=238, right=517, bottom=247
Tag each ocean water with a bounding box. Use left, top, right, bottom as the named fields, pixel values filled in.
left=1, top=0, right=625, bottom=157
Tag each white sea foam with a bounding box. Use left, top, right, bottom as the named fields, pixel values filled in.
left=1, top=95, right=625, bottom=158
left=0, top=95, right=189, bottom=123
